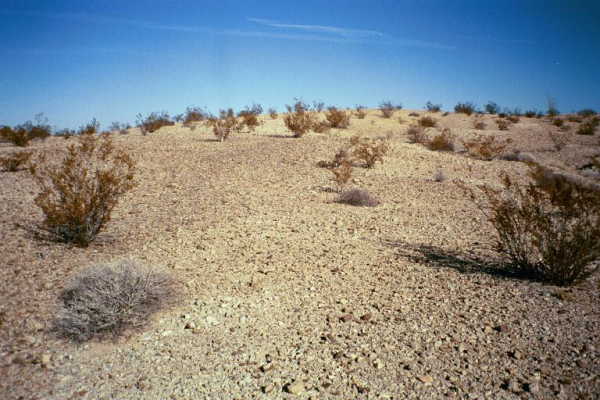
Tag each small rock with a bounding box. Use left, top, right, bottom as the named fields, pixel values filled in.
left=525, top=382, right=540, bottom=394
left=181, top=314, right=191, bottom=320
left=340, top=314, right=354, bottom=323
left=260, top=363, right=274, bottom=372
left=418, top=375, right=434, bottom=384
left=360, top=313, right=372, bottom=322
left=509, top=350, right=523, bottom=360
left=40, top=353, right=52, bottom=366
left=494, top=325, right=509, bottom=333
left=184, top=321, right=196, bottom=330
left=261, top=384, right=275, bottom=394
left=483, top=325, right=493, bottom=334
left=205, top=316, right=219, bottom=326
left=374, top=359, right=384, bottom=369
left=507, top=380, right=521, bottom=393
left=161, top=330, right=173, bottom=337
left=285, top=381, right=305, bottom=395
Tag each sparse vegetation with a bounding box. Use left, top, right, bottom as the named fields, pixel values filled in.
left=109, top=122, right=131, bottom=135
left=576, top=117, right=599, bottom=135
left=552, top=118, right=564, bottom=127
left=312, top=101, right=325, bottom=113
left=0, top=114, right=52, bottom=147
left=284, top=100, right=315, bottom=137
left=506, top=115, right=520, bottom=124
left=419, top=116, right=437, bottom=128
left=325, top=107, right=351, bottom=129
left=463, top=166, right=600, bottom=286
left=337, top=188, right=380, bottom=207
left=577, top=109, right=597, bottom=118
left=28, top=134, right=136, bottom=246
left=473, top=118, right=486, bottom=130
left=0, top=151, right=32, bottom=172
left=524, top=110, right=537, bottom=118
left=484, top=102, right=500, bottom=115
left=547, top=97, right=559, bottom=117
left=54, top=259, right=178, bottom=342
left=425, top=101, right=442, bottom=113
left=379, top=101, right=396, bottom=118
left=455, top=102, right=476, bottom=116
left=183, top=107, right=207, bottom=127
left=496, top=119, right=510, bottom=131
left=462, top=134, right=512, bottom=160
left=136, top=112, right=174, bottom=135
left=268, top=108, right=278, bottom=119
left=238, top=104, right=263, bottom=132
left=354, top=105, right=367, bottom=119
left=406, top=125, right=427, bottom=144
left=548, top=131, right=570, bottom=151
left=408, top=112, right=420, bottom=117
left=329, top=160, right=353, bottom=191
left=207, top=109, right=243, bottom=141
left=350, top=136, right=389, bottom=168
left=427, top=128, right=455, bottom=151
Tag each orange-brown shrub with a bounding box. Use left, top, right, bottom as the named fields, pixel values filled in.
left=284, top=100, right=315, bottom=137
left=329, top=160, right=353, bottom=191
left=462, top=167, right=600, bottom=286
left=473, top=118, right=486, bottom=130
left=454, top=102, right=476, bottom=115
left=0, top=151, right=32, bottom=172
left=350, top=136, right=389, bottom=168
left=462, top=134, right=512, bottom=160
left=426, top=101, right=442, bottom=113
left=419, top=116, right=437, bottom=128
left=29, top=134, right=136, bottom=246
left=317, top=148, right=350, bottom=169
left=496, top=119, right=510, bottom=131
left=136, top=112, right=174, bottom=134
left=576, top=118, right=599, bottom=135
left=406, top=125, right=427, bottom=144
left=183, top=107, right=206, bottom=127
left=325, top=107, right=351, bottom=128
left=207, top=109, right=242, bottom=141
left=238, top=104, right=263, bottom=132
left=312, top=120, right=331, bottom=133
left=0, top=115, right=52, bottom=146
left=506, top=115, right=520, bottom=123
left=427, top=128, right=455, bottom=151
left=268, top=108, right=278, bottom=119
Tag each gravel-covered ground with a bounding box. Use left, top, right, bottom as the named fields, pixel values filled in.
left=1, top=110, right=599, bottom=399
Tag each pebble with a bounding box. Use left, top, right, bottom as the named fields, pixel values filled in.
left=418, top=375, right=434, bottom=384
left=285, top=381, right=305, bottom=395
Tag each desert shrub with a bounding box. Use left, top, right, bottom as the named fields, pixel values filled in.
left=577, top=109, right=597, bottom=118
left=496, top=119, right=510, bottom=131
left=462, top=167, right=600, bottom=286
left=462, top=134, right=513, bottom=160
left=577, top=119, right=598, bottom=135
left=0, top=151, right=32, bottom=172
left=284, top=100, right=314, bottom=137
left=473, top=119, right=486, bottom=130
left=317, top=148, right=350, bottom=169
left=54, top=259, right=178, bottom=342
left=268, top=108, right=278, bottom=119
left=28, top=134, right=136, bottom=246
left=76, top=119, right=100, bottom=136
left=484, top=102, right=500, bottom=115
left=109, top=122, right=130, bottom=135
left=183, top=107, right=207, bottom=127
left=350, top=136, right=389, bottom=168
left=354, top=105, right=366, bottom=119
left=425, top=101, right=442, bottom=113
left=207, top=109, right=242, bottom=141
left=312, top=120, right=331, bottom=133
left=455, top=102, right=476, bottom=115
left=337, top=188, right=379, bottom=207
left=325, top=107, right=351, bottom=129
left=173, top=113, right=184, bottom=123
left=0, top=114, right=52, bottom=146
left=552, top=118, right=564, bottom=127
left=406, top=125, right=427, bottom=144
left=547, top=97, right=559, bottom=117
left=427, top=128, right=455, bottom=151
left=419, top=116, right=437, bottom=128
left=566, top=115, right=582, bottom=123
left=379, top=101, right=395, bottom=118
left=136, top=112, right=174, bottom=134
left=55, top=129, right=76, bottom=140
left=238, top=104, right=263, bottom=132
left=442, top=111, right=450, bottom=117
left=329, top=160, right=353, bottom=191
left=508, top=108, right=522, bottom=117
left=312, top=101, right=325, bottom=113
left=409, top=112, right=420, bottom=117
left=524, top=110, right=537, bottom=118
left=506, top=115, right=520, bottom=123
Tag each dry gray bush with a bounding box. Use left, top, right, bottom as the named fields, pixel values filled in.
left=337, top=188, right=380, bottom=207
left=54, top=259, right=179, bottom=342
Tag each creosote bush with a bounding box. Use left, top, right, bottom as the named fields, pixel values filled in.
left=576, top=118, right=599, bottom=136
left=329, top=160, right=353, bottom=191
left=268, top=108, right=278, bottom=119
left=406, top=125, right=427, bottom=144
left=238, top=103, right=263, bottom=132
left=425, top=101, right=442, bottom=113
left=54, top=259, right=179, bottom=342
left=0, top=114, right=52, bottom=147
left=484, top=102, right=500, bottom=115
left=0, top=151, right=32, bottom=172
left=284, top=100, right=315, bottom=137
left=354, top=105, right=366, bottom=119
left=455, top=102, right=476, bottom=115
left=207, top=109, right=243, bottom=141
left=461, top=166, right=600, bottom=286
left=427, top=128, right=455, bottom=152
left=183, top=107, right=207, bottom=127
left=325, top=107, right=351, bottom=129
left=419, top=116, right=437, bottom=128
left=462, top=134, right=512, bottom=161
left=29, top=134, right=136, bottom=246
left=473, top=119, right=486, bottom=130
left=136, top=112, right=174, bottom=134
left=379, top=101, right=396, bottom=118
left=577, top=109, right=597, bottom=118
left=496, top=119, right=510, bottom=131
left=350, top=136, right=389, bottom=168
left=337, top=188, right=380, bottom=207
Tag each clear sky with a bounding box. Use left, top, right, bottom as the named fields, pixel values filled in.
left=1, top=0, right=599, bottom=130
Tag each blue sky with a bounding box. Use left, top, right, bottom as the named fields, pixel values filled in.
left=1, top=0, right=599, bottom=130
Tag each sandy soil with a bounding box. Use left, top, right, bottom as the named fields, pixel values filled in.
left=1, top=109, right=599, bottom=399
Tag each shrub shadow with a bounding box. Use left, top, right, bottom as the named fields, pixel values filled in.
left=385, top=240, right=542, bottom=282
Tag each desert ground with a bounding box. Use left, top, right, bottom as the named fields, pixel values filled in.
left=1, top=109, right=599, bottom=399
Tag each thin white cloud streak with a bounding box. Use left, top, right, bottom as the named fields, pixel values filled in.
left=247, top=17, right=383, bottom=38
left=247, top=17, right=454, bottom=50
